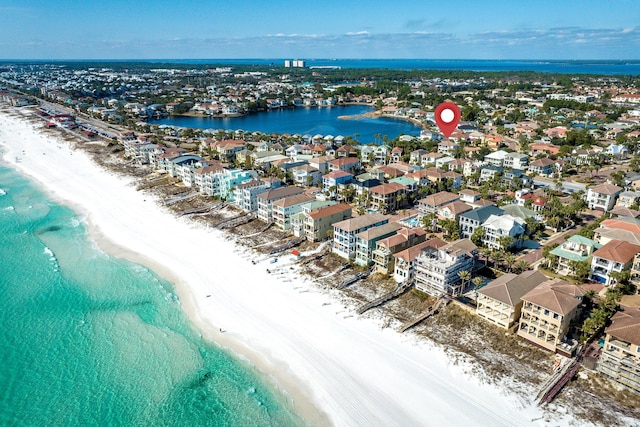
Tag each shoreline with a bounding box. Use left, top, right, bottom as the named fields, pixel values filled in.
left=0, top=105, right=550, bottom=426
left=170, top=102, right=375, bottom=120
left=337, top=110, right=428, bottom=130
left=0, top=109, right=326, bottom=425
left=83, top=215, right=326, bottom=425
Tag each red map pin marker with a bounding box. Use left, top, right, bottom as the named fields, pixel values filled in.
left=434, top=101, right=461, bottom=138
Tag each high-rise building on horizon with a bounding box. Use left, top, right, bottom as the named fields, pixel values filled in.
left=284, top=59, right=305, bottom=68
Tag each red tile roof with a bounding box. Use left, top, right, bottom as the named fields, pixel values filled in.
left=605, top=306, right=640, bottom=346
left=370, top=182, right=407, bottom=195
left=308, top=203, right=352, bottom=220
left=592, top=239, right=640, bottom=264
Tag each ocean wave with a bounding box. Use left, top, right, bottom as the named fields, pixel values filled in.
left=43, top=246, right=59, bottom=267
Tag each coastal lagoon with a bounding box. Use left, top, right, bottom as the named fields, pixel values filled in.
left=0, top=162, right=303, bottom=426
left=153, top=105, right=423, bottom=143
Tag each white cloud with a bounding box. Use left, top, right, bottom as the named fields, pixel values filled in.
left=4, top=26, right=639, bottom=60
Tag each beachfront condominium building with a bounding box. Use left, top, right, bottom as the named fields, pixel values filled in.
left=166, top=155, right=206, bottom=181
left=192, top=162, right=225, bottom=193
left=333, top=214, right=389, bottom=260
left=150, top=147, right=186, bottom=169
left=589, top=240, right=640, bottom=286
left=159, top=154, right=203, bottom=177
left=217, top=169, right=258, bottom=201
left=123, top=140, right=158, bottom=166
left=233, top=180, right=270, bottom=212
left=257, top=186, right=307, bottom=224
left=302, top=203, right=353, bottom=242
left=372, top=228, right=427, bottom=275
left=414, top=238, right=477, bottom=297
left=597, top=306, right=640, bottom=395
left=586, top=183, right=623, bottom=212
left=393, top=238, right=447, bottom=283
left=476, top=270, right=547, bottom=330
left=291, top=200, right=336, bottom=238
left=517, top=278, right=585, bottom=354
left=354, top=222, right=403, bottom=266
left=272, top=194, right=315, bottom=231
left=193, top=167, right=257, bottom=200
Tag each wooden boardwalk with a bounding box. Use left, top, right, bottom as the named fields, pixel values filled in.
left=178, top=202, right=224, bottom=216
left=268, top=237, right=305, bottom=255
left=398, top=297, right=449, bottom=333
left=337, top=270, right=371, bottom=290
left=163, top=191, right=198, bottom=206
left=537, top=345, right=584, bottom=405
left=217, top=213, right=254, bottom=229
left=356, top=281, right=413, bottom=315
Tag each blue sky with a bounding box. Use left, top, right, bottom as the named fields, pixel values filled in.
left=0, top=0, right=638, bottom=59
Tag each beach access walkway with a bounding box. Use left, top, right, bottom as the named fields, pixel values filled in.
left=398, top=296, right=449, bottom=333
left=337, top=269, right=372, bottom=289
left=357, top=280, right=413, bottom=315
left=536, top=345, right=584, bottom=405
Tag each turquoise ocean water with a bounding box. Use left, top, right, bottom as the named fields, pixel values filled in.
left=0, top=161, right=304, bottom=426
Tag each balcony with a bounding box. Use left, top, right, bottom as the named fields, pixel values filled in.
left=610, top=339, right=631, bottom=351
left=620, top=357, right=640, bottom=370
left=592, top=266, right=608, bottom=275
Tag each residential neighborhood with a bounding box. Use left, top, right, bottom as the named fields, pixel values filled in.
left=3, top=62, right=640, bottom=409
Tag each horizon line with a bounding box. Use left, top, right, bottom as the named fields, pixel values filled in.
left=1, top=58, right=640, bottom=62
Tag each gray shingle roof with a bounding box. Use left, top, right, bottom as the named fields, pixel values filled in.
left=459, top=205, right=504, bottom=223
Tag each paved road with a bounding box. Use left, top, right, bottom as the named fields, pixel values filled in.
left=532, top=178, right=586, bottom=194
left=517, top=226, right=580, bottom=266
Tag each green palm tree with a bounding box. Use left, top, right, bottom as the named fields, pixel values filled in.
left=515, top=260, right=529, bottom=274
left=458, top=270, right=472, bottom=293
left=477, top=247, right=491, bottom=267
left=472, top=276, right=484, bottom=299
left=504, top=254, right=516, bottom=273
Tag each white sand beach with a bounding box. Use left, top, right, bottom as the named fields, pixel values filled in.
left=1, top=107, right=562, bottom=426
